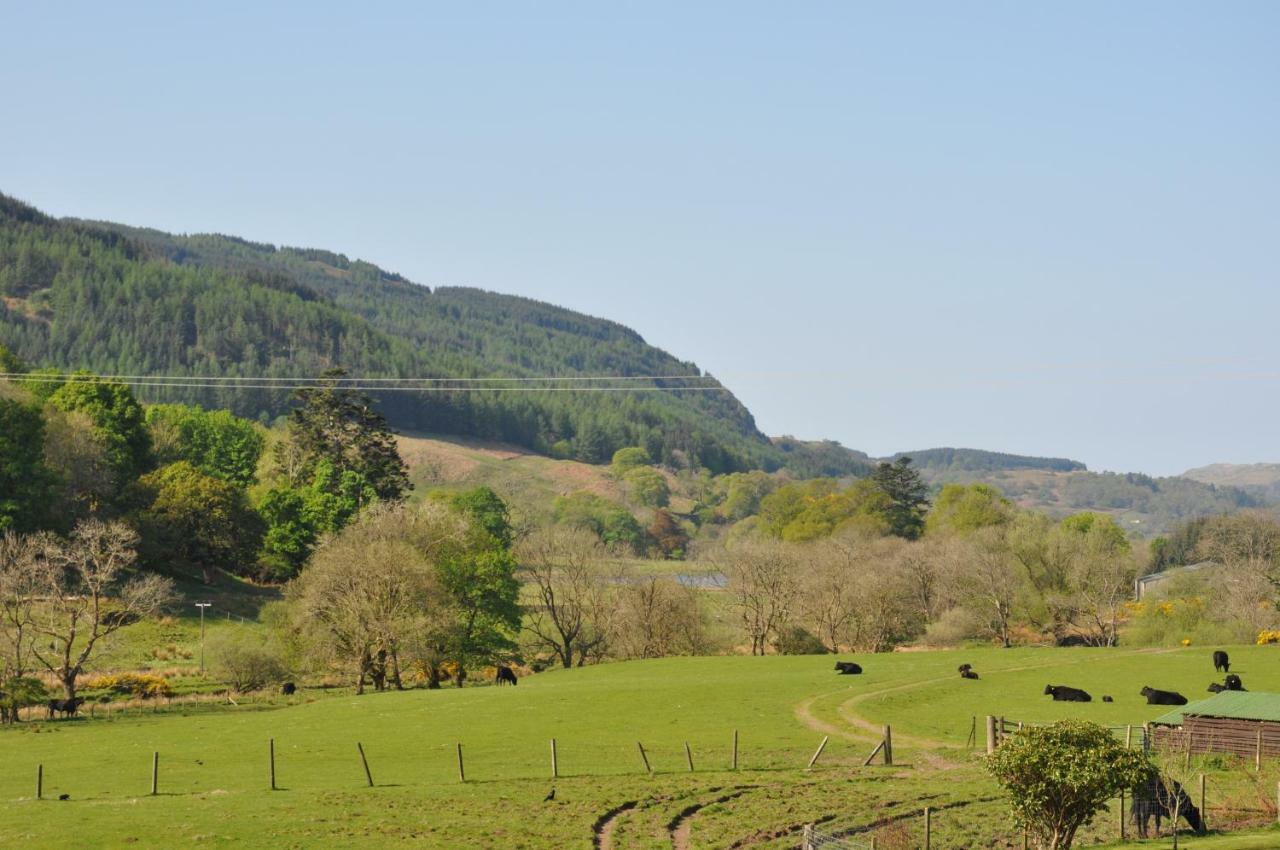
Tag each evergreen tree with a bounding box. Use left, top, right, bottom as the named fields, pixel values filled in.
left=286, top=369, right=409, bottom=503
left=870, top=456, right=929, bottom=540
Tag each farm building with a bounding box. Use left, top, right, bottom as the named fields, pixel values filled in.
left=1149, top=691, right=1280, bottom=759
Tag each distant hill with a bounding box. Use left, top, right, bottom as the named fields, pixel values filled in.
left=910, top=464, right=1264, bottom=534
left=890, top=447, right=1086, bottom=474
left=1183, top=463, right=1280, bottom=500
left=0, top=192, right=784, bottom=473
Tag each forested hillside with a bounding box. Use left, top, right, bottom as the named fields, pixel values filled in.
left=0, top=193, right=783, bottom=473
left=892, top=447, right=1087, bottom=474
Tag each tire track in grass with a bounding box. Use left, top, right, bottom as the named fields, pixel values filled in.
left=666, top=786, right=758, bottom=850
left=725, top=794, right=1001, bottom=848
left=593, top=800, right=640, bottom=850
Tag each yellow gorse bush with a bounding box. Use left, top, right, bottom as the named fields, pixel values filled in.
left=82, top=672, right=174, bottom=698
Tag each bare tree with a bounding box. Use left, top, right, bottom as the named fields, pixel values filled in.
left=288, top=503, right=458, bottom=693
left=28, top=520, right=174, bottom=699
left=953, top=527, right=1024, bottom=648
left=799, top=535, right=868, bottom=652
left=724, top=540, right=799, bottom=655
left=518, top=527, right=614, bottom=668
left=0, top=531, right=55, bottom=682
left=1063, top=530, right=1137, bottom=647
left=614, top=574, right=708, bottom=659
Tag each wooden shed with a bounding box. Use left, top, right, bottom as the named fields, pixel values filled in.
left=1149, top=691, right=1280, bottom=759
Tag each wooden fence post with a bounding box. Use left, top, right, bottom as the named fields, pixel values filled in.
left=1275, top=781, right=1279, bottom=825
left=357, top=742, right=374, bottom=787
left=270, top=738, right=277, bottom=790
left=806, top=736, right=829, bottom=770
left=456, top=743, right=465, bottom=783
left=986, top=715, right=997, bottom=754
left=36, top=764, right=42, bottom=800
left=732, top=730, right=739, bottom=770
left=550, top=738, right=558, bottom=779
left=883, top=725, right=893, bottom=766
left=923, top=806, right=931, bottom=850
left=637, top=742, right=652, bottom=774
left=1118, top=791, right=1125, bottom=840
left=151, top=751, right=159, bottom=795
left=1258, top=727, right=1264, bottom=771
left=684, top=741, right=694, bottom=772
left=802, top=823, right=814, bottom=850
left=1125, top=725, right=1133, bottom=749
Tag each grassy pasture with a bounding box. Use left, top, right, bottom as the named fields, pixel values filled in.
left=4, top=647, right=1280, bottom=848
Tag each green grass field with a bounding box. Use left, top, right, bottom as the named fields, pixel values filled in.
left=4, top=646, right=1280, bottom=848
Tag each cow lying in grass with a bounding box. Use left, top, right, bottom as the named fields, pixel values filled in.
left=1043, top=685, right=1091, bottom=702
left=1208, top=674, right=1245, bottom=694
left=834, top=661, right=862, bottom=675
left=958, top=664, right=979, bottom=680
left=1141, top=686, right=1187, bottom=706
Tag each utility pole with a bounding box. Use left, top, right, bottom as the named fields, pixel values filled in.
left=195, top=603, right=211, bottom=674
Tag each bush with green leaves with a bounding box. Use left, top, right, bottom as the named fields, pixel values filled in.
left=985, top=720, right=1150, bottom=850
left=772, top=625, right=828, bottom=655
left=207, top=629, right=291, bottom=693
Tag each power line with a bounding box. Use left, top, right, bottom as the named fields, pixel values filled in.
left=0, top=372, right=717, bottom=383
left=0, top=373, right=729, bottom=393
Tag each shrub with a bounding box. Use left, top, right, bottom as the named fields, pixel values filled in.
left=986, top=720, right=1150, bottom=850
left=1258, top=629, right=1280, bottom=645
left=207, top=629, right=290, bottom=692
left=773, top=625, right=828, bottom=655
left=923, top=607, right=983, bottom=647
left=82, top=672, right=173, bottom=699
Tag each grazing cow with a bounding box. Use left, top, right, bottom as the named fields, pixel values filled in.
left=960, top=669, right=980, bottom=680
left=46, top=698, right=84, bottom=720
left=281, top=682, right=296, bottom=696
left=1213, top=650, right=1230, bottom=673
left=495, top=665, right=518, bottom=686
left=1225, top=673, right=1245, bottom=691
left=1044, top=684, right=1092, bottom=702
left=1207, top=682, right=1225, bottom=693
left=1131, top=774, right=1204, bottom=837
left=834, top=661, right=862, bottom=675
left=1102, top=695, right=1114, bottom=703
left=1141, top=686, right=1188, bottom=706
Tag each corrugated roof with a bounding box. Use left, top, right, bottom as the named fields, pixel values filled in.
left=1151, top=691, right=1280, bottom=726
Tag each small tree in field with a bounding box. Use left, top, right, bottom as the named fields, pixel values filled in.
left=986, top=720, right=1150, bottom=850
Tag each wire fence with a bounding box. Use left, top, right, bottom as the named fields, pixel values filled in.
left=802, top=824, right=875, bottom=849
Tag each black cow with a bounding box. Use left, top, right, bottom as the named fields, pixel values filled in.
left=1131, top=774, right=1204, bottom=837
left=46, top=698, right=84, bottom=720
left=960, top=669, right=979, bottom=680
left=834, top=661, right=862, bottom=675
left=281, top=682, right=296, bottom=696
left=1207, top=682, right=1225, bottom=693
left=1102, top=695, right=1114, bottom=703
left=495, top=665, right=518, bottom=686
left=1141, top=686, right=1187, bottom=706
left=1044, top=684, right=1091, bottom=702
left=1213, top=650, right=1230, bottom=673
left=1225, top=673, right=1244, bottom=691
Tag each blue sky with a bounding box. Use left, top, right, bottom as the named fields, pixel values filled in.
left=3, top=3, right=1276, bottom=475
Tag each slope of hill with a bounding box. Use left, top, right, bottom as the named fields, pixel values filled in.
left=1184, top=463, right=1280, bottom=500
left=0, top=192, right=775, bottom=473
left=890, top=447, right=1086, bottom=474
left=919, top=465, right=1262, bottom=533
